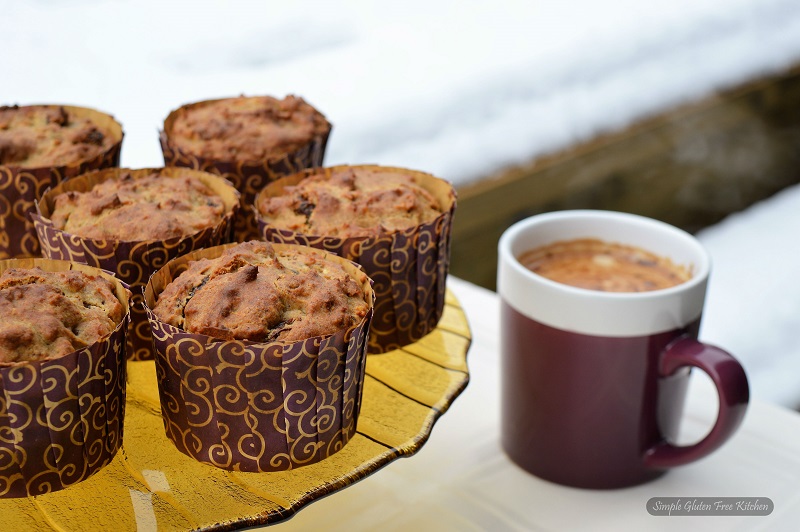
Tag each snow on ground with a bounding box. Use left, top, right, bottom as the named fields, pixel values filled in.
left=4, top=0, right=800, bottom=186
left=4, top=0, right=800, bottom=406
left=697, top=184, right=800, bottom=407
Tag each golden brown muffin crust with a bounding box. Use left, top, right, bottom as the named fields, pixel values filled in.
left=257, top=166, right=443, bottom=238
left=50, top=169, right=227, bottom=241
left=153, top=241, right=369, bottom=342
left=0, top=105, right=115, bottom=168
left=167, top=95, right=330, bottom=162
left=0, top=267, right=124, bottom=363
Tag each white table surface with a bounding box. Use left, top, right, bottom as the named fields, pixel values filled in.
left=260, top=276, right=800, bottom=531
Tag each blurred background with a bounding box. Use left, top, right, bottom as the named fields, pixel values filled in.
left=4, top=0, right=800, bottom=405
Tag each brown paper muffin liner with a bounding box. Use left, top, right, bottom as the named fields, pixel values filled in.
left=31, top=167, right=240, bottom=361
left=254, top=165, right=456, bottom=354
left=0, top=105, right=123, bottom=259
left=143, top=242, right=375, bottom=472
left=160, top=97, right=331, bottom=242
left=0, top=258, right=131, bottom=498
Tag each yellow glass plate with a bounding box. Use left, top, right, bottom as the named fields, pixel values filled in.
left=0, top=290, right=471, bottom=531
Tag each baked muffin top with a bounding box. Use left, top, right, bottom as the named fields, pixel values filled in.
left=50, top=169, right=227, bottom=241
left=166, top=95, right=330, bottom=162
left=256, top=166, right=443, bottom=238
left=0, top=267, right=124, bottom=363
left=153, top=241, right=369, bottom=343
left=0, top=105, right=115, bottom=168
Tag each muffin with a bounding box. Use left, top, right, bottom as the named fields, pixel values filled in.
left=0, top=267, right=124, bottom=363
left=255, top=165, right=457, bottom=353
left=160, top=95, right=331, bottom=241
left=144, top=241, right=374, bottom=472
left=0, top=104, right=123, bottom=258
left=153, top=241, right=370, bottom=342
left=0, top=105, right=117, bottom=167
left=256, top=165, right=443, bottom=237
left=0, top=258, right=130, bottom=498
left=49, top=168, right=229, bottom=241
left=32, top=167, right=240, bottom=360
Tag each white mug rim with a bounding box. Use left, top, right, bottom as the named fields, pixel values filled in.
left=497, top=210, right=711, bottom=336
left=499, top=210, right=710, bottom=299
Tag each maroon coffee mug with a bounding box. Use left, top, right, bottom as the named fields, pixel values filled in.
left=497, top=210, right=749, bottom=489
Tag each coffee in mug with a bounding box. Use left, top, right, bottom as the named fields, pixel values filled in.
left=497, top=210, right=749, bottom=489
left=517, top=238, right=691, bottom=292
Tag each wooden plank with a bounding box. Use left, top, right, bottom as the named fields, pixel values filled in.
left=451, top=64, right=800, bottom=289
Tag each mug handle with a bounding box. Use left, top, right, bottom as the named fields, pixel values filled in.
left=644, top=336, right=749, bottom=468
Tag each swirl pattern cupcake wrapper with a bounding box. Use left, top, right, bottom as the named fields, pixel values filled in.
left=32, top=167, right=240, bottom=361
left=0, top=258, right=130, bottom=498
left=255, top=165, right=456, bottom=353
left=160, top=98, right=331, bottom=243
left=0, top=106, right=123, bottom=259
left=143, top=243, right=374, bottom=472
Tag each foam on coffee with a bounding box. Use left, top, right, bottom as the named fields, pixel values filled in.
left=518, top=238, right=691, bottom=292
